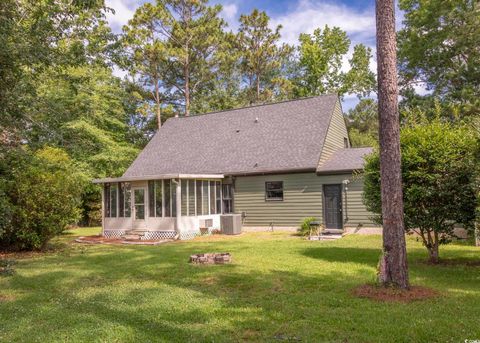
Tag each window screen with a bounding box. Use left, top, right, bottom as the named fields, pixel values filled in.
left=164, top=180, right=171, bottom=217
left=110, top=183, right=118, bottom=217
left=189, top=179, right=196, bottom=216
left=196, top=180, right=202, bottom=215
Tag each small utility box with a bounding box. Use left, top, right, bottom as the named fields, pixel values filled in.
left=220, top=214, right=242, bottom=235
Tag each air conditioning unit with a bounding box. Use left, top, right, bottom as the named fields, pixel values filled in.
left=199, top=218, right=213, bottom=228
left=220, top=214, right=242, bottom=235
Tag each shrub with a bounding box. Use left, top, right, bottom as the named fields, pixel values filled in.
left=0, top=147, right=86, bottom=250
left=298, top=217, right=320, bottom=236
left=363, top=120, right=477, bottom=263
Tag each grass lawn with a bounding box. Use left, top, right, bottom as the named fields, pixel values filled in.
left=1, top=228, right=479, bottom=342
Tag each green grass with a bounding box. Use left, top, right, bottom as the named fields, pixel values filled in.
left=1, top=229, right=479, bottom=342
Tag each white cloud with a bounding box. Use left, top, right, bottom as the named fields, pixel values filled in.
left=221, top=3, right=238, bottom=21
left=219, top=3, right=239, bottom=31
left=270, top=0, right=376, bottom=46
left=105, top=0, right=136, bottom=33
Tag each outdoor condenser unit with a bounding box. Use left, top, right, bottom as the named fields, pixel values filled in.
left=220, top=214, right=242, bottom=235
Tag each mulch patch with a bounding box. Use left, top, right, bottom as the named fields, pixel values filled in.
left=352, top=284, right=440, bottom=303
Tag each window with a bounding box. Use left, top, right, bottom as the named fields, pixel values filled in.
left=148, top=180, right=163, bottom=217
left=222, top=184, right=233, bottom=213
left=344, top=137, right=349, bottom=148
left=265, top=181, right=283, bottom=201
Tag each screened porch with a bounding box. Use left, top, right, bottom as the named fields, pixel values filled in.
left=93, top=174, right=233, bottom=240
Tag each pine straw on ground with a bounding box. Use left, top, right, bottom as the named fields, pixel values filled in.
left=352, top=284, right=440, bottom=303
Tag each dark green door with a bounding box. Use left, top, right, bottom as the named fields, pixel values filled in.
left=323, top=184, right=343, bottom=229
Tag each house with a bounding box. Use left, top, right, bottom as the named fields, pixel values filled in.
left=93, top=95, right=375, bottom=240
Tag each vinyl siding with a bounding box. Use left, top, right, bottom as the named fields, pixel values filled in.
left=317, top=100, right=350, bottom=167
left=234, top=172, right=376, bottom=228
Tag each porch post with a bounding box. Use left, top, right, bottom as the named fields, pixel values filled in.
left=101, top=184, right=105, bottom=236
left=174, top=179, right=182, bottom=237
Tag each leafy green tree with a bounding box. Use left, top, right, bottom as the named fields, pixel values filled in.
left=345, top=98, right=378, bottom=147
left=237, top=9, right=293, bottom=104
left=0, top=0, right=115, bottom=143
left=398, top=0, right=480, bottom=117
left=295, top=26, right=376, bottom=98
left=363, top=119, right=477, bottom=263
left=28, top=65, right=140, bottom=224
left=0, top=147, right=85, bottom=250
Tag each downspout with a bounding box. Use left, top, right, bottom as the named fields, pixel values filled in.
left=172, top=179, right=182, bottom=240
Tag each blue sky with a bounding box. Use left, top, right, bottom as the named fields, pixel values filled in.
left=105, top=0, right=399, bottom=110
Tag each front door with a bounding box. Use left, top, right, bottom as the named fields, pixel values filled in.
left=323, top=184, right=343, bottom=230
left=133, top=187, right=146, bottom=229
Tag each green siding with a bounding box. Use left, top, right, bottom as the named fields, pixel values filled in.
left=234, top=173, right=376, bottom=228
left=318, top=100, right=350, bottom=166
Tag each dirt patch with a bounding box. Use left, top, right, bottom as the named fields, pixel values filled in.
left=75, top=235, right=171, bottom=245
left=200, top=276, right=219, bottom=285
left=0, top=294, right=15, bottom=302
left=352, top=284, right=440, bottom=303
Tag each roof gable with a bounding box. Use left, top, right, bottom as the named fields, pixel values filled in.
left=123, top=95, right=339, bottom=177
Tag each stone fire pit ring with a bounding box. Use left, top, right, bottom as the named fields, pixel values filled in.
left=190, top=252, right=231, bottom=264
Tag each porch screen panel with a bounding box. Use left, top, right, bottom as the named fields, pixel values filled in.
left=215, top=181, right=221, bottom=214
left=119, top=183, right=125, bottom=217
left=210, top=181, right=215, bottom=215
left=104, top=184, right=111, bottom=217
left=155, top=180, right=163, bottom=217
left=110, top=183, right=118, bottom=217
left=196, top=180, right=202, bottom=215
left=164, top=180, right=171, bottom=217
left=172, top=182, right=177, bottom=217
left=124, top=183, right=131, bottom=217
left=188, top=180, right=195, bottom=216
left=148, top=181, right=155, bottom=217
left=202, top=181, right=209, bottom=215
left=222, top=184, right=233, bottom=214
left=181, top=180, right=187, bottom=216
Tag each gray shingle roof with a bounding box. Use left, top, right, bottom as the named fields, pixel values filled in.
left=124, top=95, right=340, bottom=177
left=316, top=147, right=374, bottom=174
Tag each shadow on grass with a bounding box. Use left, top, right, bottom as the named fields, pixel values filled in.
left=2, top=237, right=480, bottom=342
left=301, top=246, right=381, bottom=265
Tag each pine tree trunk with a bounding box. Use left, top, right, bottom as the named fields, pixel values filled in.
left=375, top=0, right=409, bottom=289
left=256, top=75, right=260, bottom=103
left=154, top=79, right=161, bottom=129
left=185, top=63, right=190, bottom=116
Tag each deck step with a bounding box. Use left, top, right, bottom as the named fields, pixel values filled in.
left=123, top=234, right=142, bottom=240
